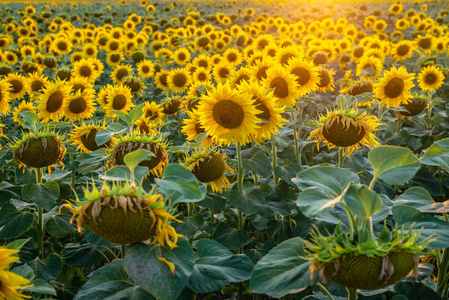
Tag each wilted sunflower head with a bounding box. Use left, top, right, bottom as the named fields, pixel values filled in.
left=61, top=181, right=182, bottom=247
left=184, top=149, right=234, bottom=193
left=11, top=129, right=66, bottom=171
left=309, top=107, right=381, bottom=156
left=110, top=133, right=169, bottom=177
left=399, top=94, right=428, bottom=117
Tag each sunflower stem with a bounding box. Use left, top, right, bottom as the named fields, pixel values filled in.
left=36, top=168, right=45, bottom=260
left=338, top=148, right=345, bottom=168
left=271, top=138, right=278, bottom=185
left=291, top=111, right=300, bottom=165
left=368, top=176, right=377, bottom=191
left=437, top=248, right=449, bottom=296
left=317, top=283, right=334, bottom=300
left=347, top=288, right=357, bottom=300
left=187, top=203, right=194, bottom=218
left=121, top=244, right=126, bottom=259
left=236, top=143, right=245, bottom=253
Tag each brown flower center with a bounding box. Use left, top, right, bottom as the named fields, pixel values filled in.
left=424, top=73, right=437, bottom=84
left=10, top=79, right=23, bottom=94
left=384, top=77, right=404, bottom=98
left=79, top=66, right=92, bottom=78
left=322, top=115, right=365, bottom=147
left=212, top=100, right=244, bottom=129
left=218, top=67, right=229, bottom=79
left=69, top=97, right=87, bottom=114
left=113, top=94, right=127, bottom=110
left=46, top=91, right=64, bottom=112
left=291, top=67, right=311, bottom=86
left=270, top=77, right=289, bottom=98
left=192, top=153, right=225, bottom=183
left=173, top=73, right=187, bottom=87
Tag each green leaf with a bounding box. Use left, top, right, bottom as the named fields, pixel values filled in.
left=75, top=260, right=154, bottom=300
left=22, top=181, right=60, bottom=211
left=250, top=237, right=313, bottom=296
left=6, top=238, right=31, bottom=250
left=0, top=204, right=34, bottom=239
left=28, top=254, right=62, bottom=281
left=101, top=166, right=148, bottom=184
left=274, top=163, right=302, bottom=186
left=296, top=188, right=342, bottom=219
left=128, top=103, right=144, bottom=124
left=242, top=151, right=272, bottom=177
left=20, top=111, right=39, bottom=131
left=113, top=110, right=133, bottom=125
left=293, top=166, right=359, bottom=195
left=95, top=123, right=127, bottom=146
left=393, top=205, right=449, bottom=249
left=62, top=243, right=106, bottom=268
left=24, top=279, right=57, bottom=296
left=368, top=146, right=420, bottom=185
left=228, top=188, right=265, bottom=215
left=394, top=281, right=444, bottom=300
left=394, top=187, right=449, bottom=213
left=188, top=239, right=253, bottom=293
left=45, top=210, right=77, bottom=237
left=124, top=149, right=152, bottom=171
left=342, top=183, right=382, bottom=219
left=272, top=135, right=292, bottom=149
left=155, top=164, right=206, bottom=204
left=125, top=240, right=194, bottom=300
left=267, top=219, right=294, bottom=244
left=213, top=222, right=248, bottom=250
left=421, top=138, right=449, bottom=172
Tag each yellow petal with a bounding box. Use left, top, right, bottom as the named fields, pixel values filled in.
left=157, top=256, right=175, bottom=275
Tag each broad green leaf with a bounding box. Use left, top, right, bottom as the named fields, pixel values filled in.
left=0, top=204, right=34, bottom=239
left=368, top=146, right=420, bottom=185
left=75, top=260, right=154, bottom=300
left=155, top=164, right=206, bottom=204
left=28, top=254, right=62, bottom=281
left=393, top=205, right=449, bottom=249
left=274, top=163, right=302, bottom=186
left=188, top=239, right=253, bottom=293
left=123, top=149, right=152, bottom=171
left=113, top=110, right=133, bottom=125
left=296, top=188, right=342, bottom=219
left=394, top=281, right=444, bottom=300
left=272, top=135, right=292, bottom=149
left=95, top=123, right=127, bottom=146
left=11, top=264, right=35, bottom=280
left=6, top=238, right=31, bottom=250
left=421, top=138, right=449, bottom=172
left=342, top=183, right=382, bottom=219
left=45, top=212, right=77, bottom=237
left=292, top=166, right=359, bottom=195
left=175, top=213, right=204, bottom=238
left=213, top=222, right=248, bottom=250
left=128, top=103, right=144, bottom=123
left=62, top=243, right=106, bottom=268
left=125, top=240, right=194, bottom=300
left=24, top=279, right=57, bottom=296
left=250, top=237, right=313, bottom=296
left=393, top=187, right=449, bottom=213
left=267, top=219, right=294, bottom=244
left=20, top=111, right=39, bottom=131
left=242, top=151, right=272, bottom=177
left=228, top=188, right=265, bottom=215
left=22, top=181, right=60, bottom=211
left=100, top=165, right=148, bottom=184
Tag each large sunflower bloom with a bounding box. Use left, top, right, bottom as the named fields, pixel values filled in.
left=262, top=64, right=300, bottom=108
left=417, top=65, right=445, bottom=92
left=309, top=108, right=381, bottom=156
left=105, top=84, right=134, bottom=117
left=63, top=90, right=96, bottom=121
left=286, top=57, right=320, bottom=97
left=0, top=247, right=33, bottom=300
left=374, top=66, right=415, bottom=107
left=0, top=80, right=12, bottom=115
left=197, top=81, right=261, bottom=146
left=37, top=79, right=71, bottom=122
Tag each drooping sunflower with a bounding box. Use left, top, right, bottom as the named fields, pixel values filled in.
left=69, top=122, right=114, bottom=153
left=262, top=64, right=300, bottom=108
left=167, top=68, right=191, bottom=94
left=417, top=65, right=445, bottom=92
left=0, top=247, right=33, bottom=299
left=184, top=149, right=234, bottom=193
left=135, top=116, right=158, bottom=135
left=374, top=66, right=415, bottom=107
left=37, top=79, right=71, bottom=123
left=286, top=57, right=320, bottom=97
left=0, top=80, right=12, bottom=115
left=310, top=108, right=381, bottom=156
left=105, top=84, right=134, bottom=117
left=12, top=101, right=36, bottom=126
left=110, top=64, right=133, bottom=84
left=137, top=60, right=155, bottom=78
left=5, top=73, right=27, bottom=101
left=237, top=80, right=287, bottom=142
left=110, top=133, right=169, bottom=177
left=181, top=111, right=215, bottom=148
left=61, top=181, right=182, bottom=250
left=122, top=76, right=147, bottom=96
left=197, top=81, right=261, bottom=146
left=63, top=90, right=96, bottom=121
left=11, top=129, right=66, bottom=171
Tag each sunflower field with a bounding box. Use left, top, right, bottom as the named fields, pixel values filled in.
left=0, top=0, right=448, bottom=299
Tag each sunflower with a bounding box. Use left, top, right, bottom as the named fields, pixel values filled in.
left=193, top=67, right=211, bottom=83
left=356, top=56, right=383, bottom=78
left=135, top=117, right=158, bottom=135
left=0, top=247, right=33, bottom=299
left=238, top=80, right=287, bottom=142
left=72, top=58, right=99, bottom=83
left=137, top=60, right=155, bottom=79
left=21, top=45, right=35, bottom=57
left=12, top=101, right=35, bottom=126
left=167, top=68, right=191, bottom=94
left=250, top=57, right=274, bottom=83
left=181, top=111, right=215, bottom=148
left=286, top=57, right=320, bottom=97
left=391, top=40, right=415, bottom=61
left=12, top=129, right=66, bottom=171
left=69, top=122, right=113, bottom=152
left=230, top=67, right=251, bottom=87
left=122, top=76, right=147, bottom=96
left=143, top=101, right=165, bottom=125
left=172, top=48, right=191, bottom=66
left=223, top=48, right=243, bottom=66
left=310, top=108, right=381, bottom=156
left=0, top=80, right=12, bottom=115
left=105, top=84, right=134, bottom=117
left=110, top=134, right=169, bottom=177
left=340, top=79, right=374, bottom=96
left=155, top=70, right=171, bottom=92
left=262, top=64, right=300, bottom=108
left=316, top=68, right=336, bottom=93
left=418, top=65, right=445, bottom=92
left=37, top=79, right=71, bottom=122
left=51, top=37, right=72, bottom=55
left=5, top=73, right=27, bottom=101
left=374, top=66, right=415, bottom=108
left=106, top=39, right=122, bottom=53
left=110, top=64, right=133, bottom=84
left=213, top=61, right=234, bottom=84
left=197, top=81, right=261, bottom=146
left=3, top=51, right=18, bottom=65
left=61, top=181, right=181, bottom=250
left=415, top=35, right=435, bottom=54
left=82, top=43, right=98, bottom=59
left=63, top=90, right=96, bottom=121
